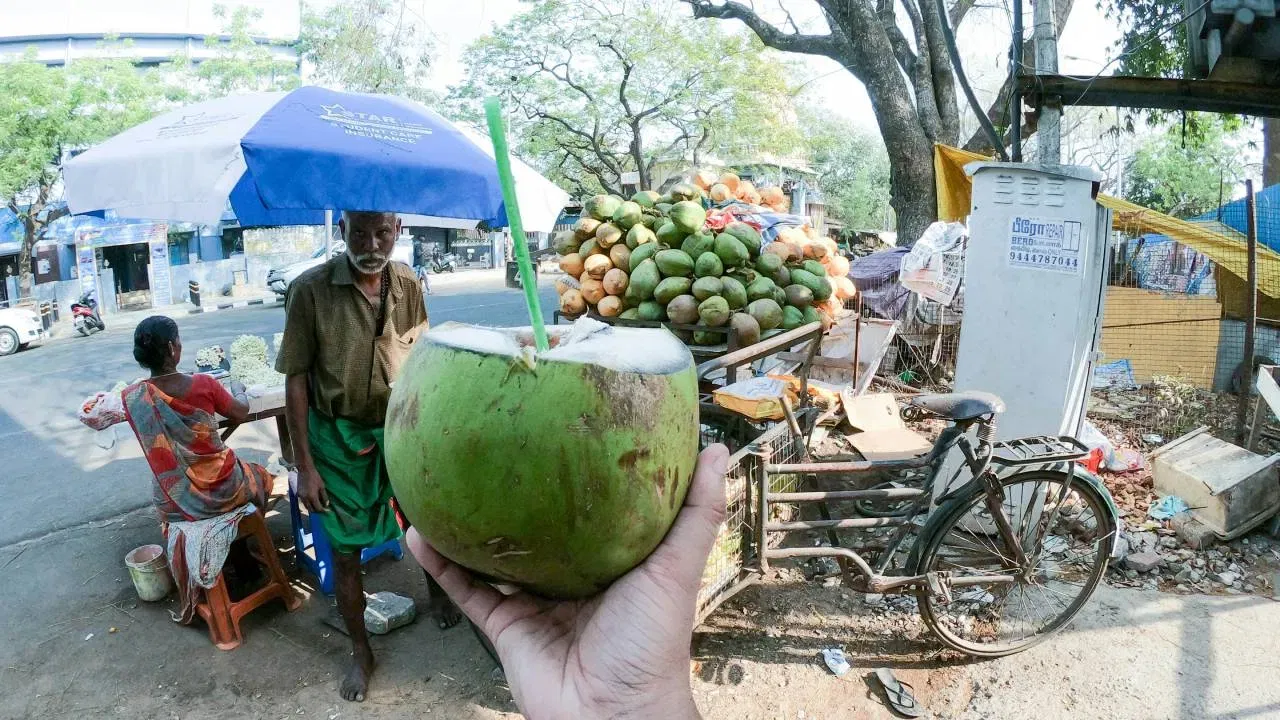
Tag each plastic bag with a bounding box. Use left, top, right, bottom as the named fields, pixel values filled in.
left=1078, top=421, right=1116, bottom=467
left=78, top=391, right=126, bottom=431
left=900, top=221, right=966, bottom=305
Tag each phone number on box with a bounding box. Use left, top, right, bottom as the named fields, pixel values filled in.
left=1009, top=251, right=1078, bottom=268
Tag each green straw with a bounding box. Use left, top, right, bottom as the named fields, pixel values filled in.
left=484, top=97, right=549, bottom=353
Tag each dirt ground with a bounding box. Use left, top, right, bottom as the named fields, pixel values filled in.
left=3, top=502, right=1280, bottom=720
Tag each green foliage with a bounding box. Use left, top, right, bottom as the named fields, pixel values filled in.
left=1100, top=0, right=1185, bottom=78
left=801, top=111, right=893, bottom=230
left=0, top=52, right=165, bottom=204
left=0, top=49, right=170, bottom=292
left=171, top=5, right=299, bottom=97
left=448, top=0, right=800, bottom=196
left=298, top=0, right=436, bottom=102
left=1125, top=113, right=1247, bottom=217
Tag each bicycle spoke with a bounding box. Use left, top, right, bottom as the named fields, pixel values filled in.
left=918, top=472, right=1111, bottom=656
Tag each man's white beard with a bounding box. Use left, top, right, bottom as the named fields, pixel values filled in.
left=348, top=248, right=390, bottom=275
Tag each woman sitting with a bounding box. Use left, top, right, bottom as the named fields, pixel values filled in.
left=123, top=316, right=276, bottom=621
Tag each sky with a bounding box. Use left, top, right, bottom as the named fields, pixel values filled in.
left=3, top=0, right=1187, bottom=186
left=0, top=0, right=1123, bottom=134
left=417, top=0, right=1123, bottom=134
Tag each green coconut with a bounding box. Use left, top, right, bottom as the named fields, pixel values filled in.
left=669, top=201, right=707, bottom=235
left=612, top=201, right=643, bottom=230
left=631, top=190, right=661, bottom=208
left=385, top=320, right=700, bottom=599
left=585, top=194, right=624, bottom=222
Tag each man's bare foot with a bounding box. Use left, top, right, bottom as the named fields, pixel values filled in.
left=431, top=594, right=463, bottom=630
left=339, top=647, right=375, bottom=702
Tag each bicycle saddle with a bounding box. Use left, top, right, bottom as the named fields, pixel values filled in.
left=909, top=391, right=1005, bottom=420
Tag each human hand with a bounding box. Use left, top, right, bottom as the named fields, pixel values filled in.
left=405, top=444, right=729, bottom=720
left=296, top=465, right=330, bottom=513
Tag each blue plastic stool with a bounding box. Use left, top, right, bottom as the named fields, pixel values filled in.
left=288, top=482, right=403, bottom=595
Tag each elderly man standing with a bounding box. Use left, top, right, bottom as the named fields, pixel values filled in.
left=276, top=210, right=460, bottom=703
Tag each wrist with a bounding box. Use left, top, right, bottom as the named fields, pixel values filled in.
left=590, top=681, right=699, bottom=720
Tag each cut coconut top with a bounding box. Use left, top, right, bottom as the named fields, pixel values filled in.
left=427, top=317, right=694, bottom=375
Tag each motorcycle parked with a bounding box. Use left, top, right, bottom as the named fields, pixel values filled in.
left=71, top=291, right=105, bottom=336
left=430, top=252, right=458, bottom=273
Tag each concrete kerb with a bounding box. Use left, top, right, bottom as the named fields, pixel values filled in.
left=188, top=295, right=283, bottom=314
left=46, top=294, right=282, bottom=339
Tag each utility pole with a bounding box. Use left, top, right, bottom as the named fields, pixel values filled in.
left=1033, top=0, right=1061, bottom=165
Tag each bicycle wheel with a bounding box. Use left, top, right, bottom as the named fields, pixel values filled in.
left=913, top=470, right=1113, bottom=657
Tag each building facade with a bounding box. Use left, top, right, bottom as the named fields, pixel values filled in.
left=0, top=0, right=299, bottom=313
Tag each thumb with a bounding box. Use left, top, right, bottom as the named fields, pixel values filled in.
left=641, top=443, right=729, bottom=591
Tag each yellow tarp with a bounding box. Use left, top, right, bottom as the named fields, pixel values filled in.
left=933, top=144, right=1280, bottom=302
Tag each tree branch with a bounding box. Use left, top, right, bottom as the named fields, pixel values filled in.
left=682, top=1, right=842, bottom=58
left=878, top=0, right=917, bottom=77
left=948, top=0, right=978, bottom=27
left=918, top=0, right=961, bottom=143
left=898, top=0, right=944, bottom=142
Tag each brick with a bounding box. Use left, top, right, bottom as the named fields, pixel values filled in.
left=1124, top=552, right=1163, bottom=573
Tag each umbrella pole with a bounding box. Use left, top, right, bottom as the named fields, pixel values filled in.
left=484, top=97, right=549, bottom=352
left=324, top=209, right=333, bottom=260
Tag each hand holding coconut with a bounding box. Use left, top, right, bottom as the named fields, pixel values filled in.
left=405, top=444, right=729, bottom=720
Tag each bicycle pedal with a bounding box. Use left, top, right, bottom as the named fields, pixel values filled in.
left=925, top=572, right=953, bottom=605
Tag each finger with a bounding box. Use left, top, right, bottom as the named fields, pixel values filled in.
left=405, top=528, right=508, bottom=634
left=318, top=485, right=331, bottom=510
left=641, top=443, right=729, bottom=590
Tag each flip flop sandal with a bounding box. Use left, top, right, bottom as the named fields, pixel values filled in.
left=874, top=667, right=923, bottom=718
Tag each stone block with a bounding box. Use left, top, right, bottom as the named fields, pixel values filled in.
left=365, top=591, right=416, bottom=635
left=1125, top=552, right=1163, bottom=573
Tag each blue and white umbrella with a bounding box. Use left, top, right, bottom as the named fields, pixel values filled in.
left=63, top=86, right=569, bottom=232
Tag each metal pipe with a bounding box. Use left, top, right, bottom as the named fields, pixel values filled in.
left=1011, top=0, right=1024, bottom=161
left=852, top=294, right=862, bottom=391
left=1224, top=9, right=1256, bottom=52
left=947, top=574, right=1018, bottom=586
left=1236, top=179, right=1259, bottom=445
left=764, top=546, right=876, bottom=580
left=767, top=457, right=932, bottom=473
left=770, top=488, right=926, bottom=502
left=766, top=517, right=906, bottom=532
left=324, top=209, right=334, bottom=261
left=695, top=322, right=822, bottom=379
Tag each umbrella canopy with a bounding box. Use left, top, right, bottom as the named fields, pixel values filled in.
left=63, top=86, right=570, bottom=232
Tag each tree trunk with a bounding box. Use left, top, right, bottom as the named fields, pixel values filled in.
left=18, top=216, right=36, bottom=301
left=1265, top=118, right=1280, bottom=188
left=843, top=46, right=937, bottom=245
left=630, top=120, right=649, bottom=190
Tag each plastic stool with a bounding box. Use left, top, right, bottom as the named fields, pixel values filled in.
left=288, top=481, right=403, bottom=595
left=194, top=508, right=302, bottom=651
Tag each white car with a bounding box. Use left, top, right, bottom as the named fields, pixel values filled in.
left=0, top=306, right=46, bottom=356
left=266, top=240, right=414, bottom=296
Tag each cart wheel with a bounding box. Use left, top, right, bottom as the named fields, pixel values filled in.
left=470, top=619, right=502, bottom=669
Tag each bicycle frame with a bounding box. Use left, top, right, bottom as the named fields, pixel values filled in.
left=754, top=412, right=1092, bottom=599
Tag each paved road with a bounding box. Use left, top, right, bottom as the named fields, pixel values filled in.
left=0, top=277, right=558, bottom=547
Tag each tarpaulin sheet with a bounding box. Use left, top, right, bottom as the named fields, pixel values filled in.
left=933, top=144, right=1280, bottom=304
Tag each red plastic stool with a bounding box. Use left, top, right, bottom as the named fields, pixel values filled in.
left=195, top=508, right=302, bottom=650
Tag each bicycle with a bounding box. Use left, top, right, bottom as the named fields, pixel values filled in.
left=706, top=389, right=1120, bottom=658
